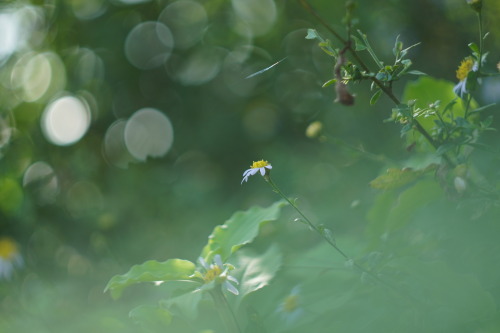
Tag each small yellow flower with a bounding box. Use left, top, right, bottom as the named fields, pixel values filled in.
left=456, top=57, right=474, bottom=81
left=0, top=237, right=23, bottom=280
left=197, top=255, right=239, bottom=295
left=241, top=160, right=272, bottom=184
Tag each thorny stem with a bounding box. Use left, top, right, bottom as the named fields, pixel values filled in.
left=211, top=286, right=242, bottom=333
left=298, top=0, right=454, bottom=166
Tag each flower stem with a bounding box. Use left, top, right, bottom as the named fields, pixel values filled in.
left=211, top=286, right=241, bottom=333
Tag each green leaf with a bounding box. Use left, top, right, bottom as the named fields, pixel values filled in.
left=104, top=259, right=196, bottom=299
left=370, top=89, right=382, bottom=105
left=402, top=77, right=477, bottom=143
left=322, top=78, right=336, bottom=88
left=305, top=28, right=320, bottom=40
left=407, top=70, right=427, bottom=76
left=160, top=288, right=203, bottom=320
left=468, top=42, right=479, bottom=54
left=369, top=165, right=436, bottom=190
left=0, top=178, right=23, bottom=215
left=129, top=305, right=172, bottom=331
left=236, top=245, right=283, bottom=302
left=201, top=200, right=287, bottom=261
left=386, top=257, right=496, bottom=327
left=351, top=35, right=366, bottom=51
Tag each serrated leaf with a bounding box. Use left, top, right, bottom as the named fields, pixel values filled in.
left=370, top=90, right=382, bottom=105
left=105, top=259, right=196, bottom=299
left=201, top=200, right=287, bottom=261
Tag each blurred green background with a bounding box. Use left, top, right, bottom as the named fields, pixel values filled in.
left=1, top=0, right=500, bottom=332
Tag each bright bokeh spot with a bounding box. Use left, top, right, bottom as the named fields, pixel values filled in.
left=124, top=108, right=174, bottom=161
left=231, top=0, right=277, bottom=37
left=171, top=46, right=222, bottom=85
left=41, top=95, right=91, bottom=146
left=0, top=11, right=19, bottom=64
left=158, top=0, right=207, bottom=50
left=124, top=21, right=174, bottom=70
left=103, top=119, right=135, bottom=169
left=11, top=52, right=66, bottom=103
left=22, top=161, right=59, bottom=205
left=68, top=0, right=107, bottom=20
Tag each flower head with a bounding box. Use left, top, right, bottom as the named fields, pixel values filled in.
left=453, top=57, right=476, bottom=97
left=277, top=286, right=304, bottom=325
left=0, top=237, right=23, bottom=280
left=197, top=255, right=239, bottom=295
left=241, top=160, right=272, bottom=184
left=466, top=0, right=482, bottom=12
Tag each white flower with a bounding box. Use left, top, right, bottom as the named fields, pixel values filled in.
left=241, top=160, right=272, bottom=184
left=0, top=237, right=23, bottom=280
left=277, top=285, right=304, bottom=325
left=198, top=255, right=239, bottom=295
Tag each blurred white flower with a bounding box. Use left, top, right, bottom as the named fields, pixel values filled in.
left=0, top=237, right=23, bottom=280
left=277, top=285, right=304, bottom=325
left=241, top=160, right=272, bottom=184
left=198, top=255, right=239, bottom=295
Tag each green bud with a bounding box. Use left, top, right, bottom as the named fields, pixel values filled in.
left=466, top=0, right=482, bottom=12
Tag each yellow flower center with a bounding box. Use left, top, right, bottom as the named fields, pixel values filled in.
left=203, top=266, right=222, bottom=283
left=251, top=160, right=270, bottom=169
left=456, top=58, right=474, bottom=81
left=0, top=238, right=19, bottom=260
left=282, top=295, right=299, bottom=313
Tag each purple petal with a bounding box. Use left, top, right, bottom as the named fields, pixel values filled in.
left=224, top=281, right=239, bottom=295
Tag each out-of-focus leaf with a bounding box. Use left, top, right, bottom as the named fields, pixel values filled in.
left=366, top=180, right=443, bottom=241
left=402, top=77, right=476, bottom=139
left=104, top=259, right=196, bottom=299
left=0, top=178, right=23, bottom=215
left=201, top=200, right=287, bottom=261
left=386, top=257, right=496, bottom=328
left=160, top=289, right=203, bottom=321
left=370, top=89, right=382, bottom=105
left=236, top=245, right=282, bottom=302
left=129, top=305, right=172, bottom=331
left=370, top=164, right=436, bottom=190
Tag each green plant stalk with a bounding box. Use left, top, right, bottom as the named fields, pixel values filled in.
left=210, top=286, right=242, bottom=333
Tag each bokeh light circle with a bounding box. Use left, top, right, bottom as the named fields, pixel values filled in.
left=41, top=95, right=91, bottom=146
left=159, top=0, right=207, bottom=50
left=22, top=161, right=59, bottom=205
left=124, top=108, right=174, bottom=161
left=124, top=21, right=174, bottom=70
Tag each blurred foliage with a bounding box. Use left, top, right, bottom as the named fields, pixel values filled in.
left=1, top=0, right=500, bottom=332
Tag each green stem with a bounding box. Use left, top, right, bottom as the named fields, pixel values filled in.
left=211, top=286, right=241, bottom=333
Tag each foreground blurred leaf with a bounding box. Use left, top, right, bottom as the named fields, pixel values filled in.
left=105, top=259, right=196, bottom=299
left=129, top=305, right=172, bottom=331
left=0, top=178, right=23, bottom=215
left=387, top=257, right=496, bottom=329
left=235, top=245, right=283, bottom=304
left=160, top=288, right=203, bottom=321
left=201, top=200, right=287, bottom=261
left=370, top=164, right=437, bottom=190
